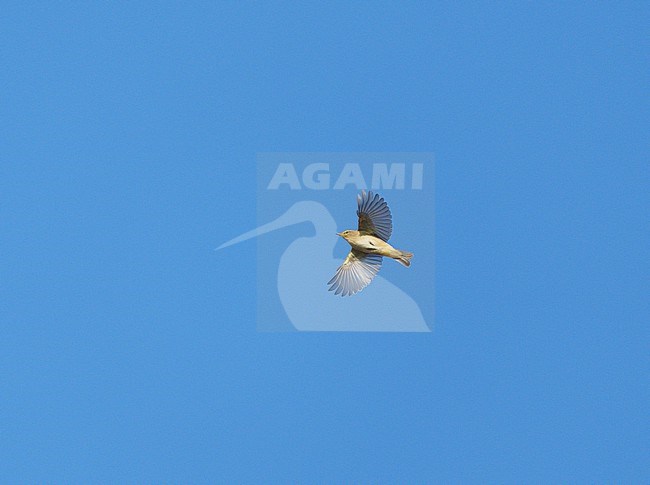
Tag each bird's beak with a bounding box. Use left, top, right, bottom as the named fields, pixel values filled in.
left=216, top=204, right=311, bottom=250
left=336, top=232, right=342, bottom=237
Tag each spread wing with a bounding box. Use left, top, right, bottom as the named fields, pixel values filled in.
left=357, top=190, right=392, bottom=241
left=327, top=249, right=382, bottom=296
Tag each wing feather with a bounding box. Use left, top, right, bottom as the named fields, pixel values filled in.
left=327, top=249, right=382, bottom=296
left=357, top=190, right=393, bottom=241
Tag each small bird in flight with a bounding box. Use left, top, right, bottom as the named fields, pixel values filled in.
left=328, top=190, right=413, bottom=296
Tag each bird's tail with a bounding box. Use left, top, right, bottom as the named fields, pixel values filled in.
left=395, top=250, right=413, bottom=267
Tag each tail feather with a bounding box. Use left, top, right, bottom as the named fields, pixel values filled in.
left=395, top=250, right=413, bottom=267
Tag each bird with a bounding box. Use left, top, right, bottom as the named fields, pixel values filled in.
left=328, top=190, right=413, bottom=297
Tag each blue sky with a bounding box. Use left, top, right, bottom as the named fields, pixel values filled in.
left=1, top=2, right=648, bottom=482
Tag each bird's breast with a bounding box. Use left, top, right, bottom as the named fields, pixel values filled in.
left=349, top=235, right=393, bottom=254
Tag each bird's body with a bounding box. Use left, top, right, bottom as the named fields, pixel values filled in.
left=338, top=230, right=413, bottom=266
left=328, top=191, right=413, bottom=296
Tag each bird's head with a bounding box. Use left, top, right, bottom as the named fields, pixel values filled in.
left=336, top=230, right=360, bottom=242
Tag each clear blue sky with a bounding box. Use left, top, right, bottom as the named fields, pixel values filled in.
left=1, top=2, right=648, bottom=482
